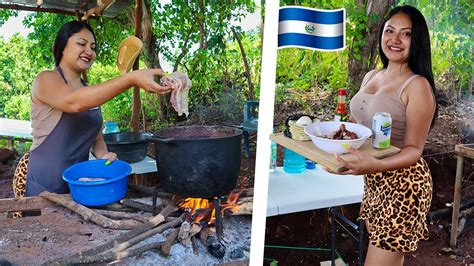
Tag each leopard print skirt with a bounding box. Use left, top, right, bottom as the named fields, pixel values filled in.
left=360, top=157, right=432, bottom=252
left=11, top=151, right=30, bottom=218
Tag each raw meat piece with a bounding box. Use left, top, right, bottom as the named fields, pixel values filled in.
left=161, top=72, right=192, bottom=117
left=78, top=177, right=106, bottom=182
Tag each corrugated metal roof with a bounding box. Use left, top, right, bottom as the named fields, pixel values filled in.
left=0, top=0, right=134, bottom=18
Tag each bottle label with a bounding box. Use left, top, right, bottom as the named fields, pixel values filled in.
left=372, top=112, right=392, bottom=149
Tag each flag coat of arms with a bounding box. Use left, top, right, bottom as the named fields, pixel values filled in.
left=278, top=6, right=346, bottom=51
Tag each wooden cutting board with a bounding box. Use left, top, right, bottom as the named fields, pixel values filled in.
left=270, top=133, right=400, bottom=173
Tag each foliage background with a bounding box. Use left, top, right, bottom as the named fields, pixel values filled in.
left=276, top=0, right=472, bottom=122
left=0, top=1, right=261, bottom=132
left=0, top=0, right=472, bottom=131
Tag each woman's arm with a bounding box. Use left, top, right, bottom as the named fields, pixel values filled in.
left=91, top=132, right=117, bottom=162
left=336, top=76, right=436, bottom=175
left=33, top=69, right=170, bottom=113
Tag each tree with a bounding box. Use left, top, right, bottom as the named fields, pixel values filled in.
left=347, top=0, right=394, bottom=91
left=0, top=2, right=261, bottom=130
left=129, top=0, right=257, bottom=124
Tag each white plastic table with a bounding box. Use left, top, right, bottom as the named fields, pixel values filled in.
left=267, top=166, right=364, bottom=216
left=267, top=166, right=366, bottom=265
left=129, top=156, right=157, bottom=174
left=0, top=118, right=33, bottom=148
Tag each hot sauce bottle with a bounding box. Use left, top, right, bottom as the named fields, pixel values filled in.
left=334, top=88, right=348, bottom=122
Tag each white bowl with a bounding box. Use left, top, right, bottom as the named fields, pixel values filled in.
left=304, top=121, right=372, bottom=155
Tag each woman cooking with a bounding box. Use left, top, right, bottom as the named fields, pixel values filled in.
left=12, top=20, right=172, bottom=199
left=336, top=5, right=437, bottom=265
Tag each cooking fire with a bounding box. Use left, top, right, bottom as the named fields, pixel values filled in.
left=27, top=185, right=253, bottom=264
left=178, top=189, right=244, bottom=224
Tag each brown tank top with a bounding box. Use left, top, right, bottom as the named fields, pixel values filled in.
left=30, top=96, right=62, bottom=150
left=26, top=66, right=102, bottom=196
left=349, top=70, right=419, bottom=149
left=30, top=69, right=89, bottom=150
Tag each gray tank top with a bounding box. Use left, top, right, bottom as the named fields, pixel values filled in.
left=349, top=70, right=419, bottom=149
left=26, top=67, right=103, bottom=196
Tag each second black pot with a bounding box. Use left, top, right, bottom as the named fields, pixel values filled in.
left=147, top=125, right=242, bottom=198
left=103, top=132, right=149, bottom=164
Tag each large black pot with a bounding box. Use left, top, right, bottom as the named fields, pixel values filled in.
left=104, top=132, right=149, bottom=163
left=147, top=125, right=242, bottom=198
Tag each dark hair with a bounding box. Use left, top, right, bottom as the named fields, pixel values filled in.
left=53, top=21, right=96, bottom=67
left=378, top=5, right=438, bottom=128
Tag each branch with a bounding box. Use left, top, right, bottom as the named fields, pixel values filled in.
left=161, top=228, right=180, bottom=256
left=121, top=199, right=156, bottom=213
left=198, top=0, right=207, bottom=49
left=70, top=214, right=185, bottom=264
left=39, top=191, right=141, bottom=230
left=81, top=0, right=116, bottom=21
left=93, top=209, right=151, bottom=223
left=231, top=27, right=255, bottom=100
left=104, top=241, right=164, bottom=261
left=48, top=204, right=178, bottom=264
left=173, top=21, right=197, bottom=72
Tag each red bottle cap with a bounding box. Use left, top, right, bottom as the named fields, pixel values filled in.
left=338, top=88, right=347, bottom=95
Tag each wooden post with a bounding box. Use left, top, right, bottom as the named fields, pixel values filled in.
left=450, top=154, right=463, bottom=247
left=131, top=0, right=143, bottom=132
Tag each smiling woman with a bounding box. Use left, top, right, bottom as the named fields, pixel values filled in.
left=343, top=5, right=438, bottom=265
left=11, top=20, right=174, bottom=204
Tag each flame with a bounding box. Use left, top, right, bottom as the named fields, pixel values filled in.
left=221, top=189, right=243, bottom=214
left=178, top=198, right=215, bottom=223
left=179, top=198, right=211, bottom=210
left=178, top=189, right=245, bottom=224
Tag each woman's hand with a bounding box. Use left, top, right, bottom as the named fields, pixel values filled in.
left=127, top=69, right=172, bottom=94
left=334, top=147, right=382, bottom=175
left=100, top=151, right=117, bottom=163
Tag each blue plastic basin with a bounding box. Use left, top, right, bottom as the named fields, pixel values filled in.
left=62, top=159, right=131, bottom=206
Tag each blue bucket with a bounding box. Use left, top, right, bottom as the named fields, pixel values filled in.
left=62, top=159, right=131, bottom=206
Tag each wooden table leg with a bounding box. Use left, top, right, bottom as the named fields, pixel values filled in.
left=6, top=138, right=13, bottom=150
left=450, top=154, right=464, bottom=247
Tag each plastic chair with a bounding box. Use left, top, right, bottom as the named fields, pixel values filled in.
left=241, top=101, right=259, bottom=158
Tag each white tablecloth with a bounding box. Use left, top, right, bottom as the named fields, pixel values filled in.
left=0, top=118, right=32, bottom=139
left=267, top=166, right=364, bottom=216
left=129, top=156, right=157, bottom=174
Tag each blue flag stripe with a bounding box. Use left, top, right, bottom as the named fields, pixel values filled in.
left=278, top=33, right=344, bottom=50
left=279, top=7, right=343, bottom=24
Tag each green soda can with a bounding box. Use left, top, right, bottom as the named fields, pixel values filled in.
left=372, top=112, right=392, bottom=149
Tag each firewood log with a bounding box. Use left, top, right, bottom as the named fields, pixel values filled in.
left=161, top=228, right=180, bottom=256
left=49, top=204, right=178, bottom=264
left=39, top=191, right=141, bottom=229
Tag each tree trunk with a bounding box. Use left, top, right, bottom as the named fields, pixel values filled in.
left=128, top=0, right=169, bottom=126
left=232, top=27, right=255, bottom=100
left=198, top=0, right=207, bottom=49
left=348, top=0, right=394, bottom=91
left=469, top=32, right=473, bottom=101
left=131, top=0, right=143, bottom=132
left=142, top=1, right=160, bottom=70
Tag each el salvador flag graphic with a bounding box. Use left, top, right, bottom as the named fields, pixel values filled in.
left=278, top=6, right=346, bottom=51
